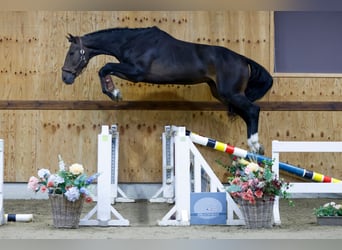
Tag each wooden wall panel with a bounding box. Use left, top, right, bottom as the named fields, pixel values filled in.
left=0, top=111, right=37, bottom=181
left=0, top=11, right=341, bottom=184
left=1, top=109, right=341, bottom=182
left=268, top=77, right=342, bottom=102
left=0, top=11, right=270, bottom=102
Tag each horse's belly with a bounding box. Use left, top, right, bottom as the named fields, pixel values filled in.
left=145, top=71, right=206, bottom=84
left=147, top=63, right=207, bottom=83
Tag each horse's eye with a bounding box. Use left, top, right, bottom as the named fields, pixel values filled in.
left=69, top=52, right=74, bottom=56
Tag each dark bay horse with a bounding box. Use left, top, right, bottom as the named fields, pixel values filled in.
left=61, top=26, right=273, bottom=154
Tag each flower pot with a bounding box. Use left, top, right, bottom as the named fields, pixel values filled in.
left=316, top=216, right=342, bottom=226
left=237, top=197, right=274, bottom=229
left=49, top=194, right=85, bottom=229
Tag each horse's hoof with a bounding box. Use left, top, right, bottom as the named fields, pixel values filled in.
left=257, top=145, right=265, bottom=155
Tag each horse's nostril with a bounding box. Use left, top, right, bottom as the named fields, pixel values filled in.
left=62, top=77, right=74, bottom=84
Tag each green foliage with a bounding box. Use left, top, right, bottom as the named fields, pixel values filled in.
left=314, top=202, right=342, bottom=217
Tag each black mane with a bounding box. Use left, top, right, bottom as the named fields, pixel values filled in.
left=83, top=26, right=157, bottom=38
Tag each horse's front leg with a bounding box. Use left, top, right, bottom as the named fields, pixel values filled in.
left=99, top=74, right=122, bottom=101
left=98, top=62, right=146, bottom=101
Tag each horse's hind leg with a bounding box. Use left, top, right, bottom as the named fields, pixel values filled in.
left=230, top=97, right=263, bottom=154
left=219, top=87, right=263, bottom=154
left=206, top=79, right=224, bottom=102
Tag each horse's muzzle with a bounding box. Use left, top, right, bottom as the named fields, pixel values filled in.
left=62, top=71, right=75, bottom=84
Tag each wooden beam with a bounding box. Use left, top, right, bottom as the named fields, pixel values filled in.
left=0, top=100, right=341, bottom=111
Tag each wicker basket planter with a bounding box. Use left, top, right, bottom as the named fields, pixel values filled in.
left=237, top=197, right=274, bottom=229
left=49, top=194, right=85, bottom=229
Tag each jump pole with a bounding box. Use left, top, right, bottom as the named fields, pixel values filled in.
left=186, top=131, right=342, bottom=183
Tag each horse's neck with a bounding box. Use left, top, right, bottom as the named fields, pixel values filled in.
left=83, top=29, right=141, bottom=59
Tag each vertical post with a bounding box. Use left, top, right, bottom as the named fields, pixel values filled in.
left=162, top=126, right=175, bottom=202
left=0, top=139, right=4, bottom=225
left=110, top=124, right=118, bottom=202
left=272, top=140, right=281, bottom=225
left=150, top=125, right=175, bottom=203
left=174, top=127, right=190, bottom=224
left=79, top=125, right=129, bottom=226
left=97, top=126, right=112, bottom=222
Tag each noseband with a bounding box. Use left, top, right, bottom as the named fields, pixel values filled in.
left=62, top=37, right=88, bottom=76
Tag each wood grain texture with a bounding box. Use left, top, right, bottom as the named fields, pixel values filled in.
left=0, top=11, right=341, bottom=183
left=0, top=101, right=341, bottom=111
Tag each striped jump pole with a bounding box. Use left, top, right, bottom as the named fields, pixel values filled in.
left=186, top=130, right=341, bottom=183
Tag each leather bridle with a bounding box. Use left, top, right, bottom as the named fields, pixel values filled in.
left=61, top=37, right=88, bottom=76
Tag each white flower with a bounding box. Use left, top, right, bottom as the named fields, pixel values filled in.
left=324, top=202, right=336, bottom=207
left=48, top=174, right=64, bottom=185
left=69, top=163, right=84, bottom=175
left=37, top=169, right=51, bottom=179
left=245, top=162, right=260, bottom=174
left=334, top=204, right=342, bottom=210
left=64, top=187, right=80, bottom=202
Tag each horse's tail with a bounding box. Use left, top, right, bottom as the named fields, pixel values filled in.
left=228, top=57, right=272, bottom=117
left=244, top=57, right=273, bottom=102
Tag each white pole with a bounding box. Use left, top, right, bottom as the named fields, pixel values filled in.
left=5, top=214, right=33, bottom=222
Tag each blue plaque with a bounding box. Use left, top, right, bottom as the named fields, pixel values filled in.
left=190, top=192, right=227, bottom=225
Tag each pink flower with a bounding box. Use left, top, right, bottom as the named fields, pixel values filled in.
left=255, top=189, right=263, bottom=198
left=85, top=196, right=93, bottom=203
left=241, top=189, right=254, bottom=200
left=248, top=179, right=254, bottom=186
left=40, top=185, right=47, bottom=192
left=27, top=176, right=39, bottom=191
left=231, top=177, right=241, bottom=185
left=248, top=197, right=256, bottom=204
left=241, top=182, right=250, bottom=191
left=47, top=181, right=54, bottom=187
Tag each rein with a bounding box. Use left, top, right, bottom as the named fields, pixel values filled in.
left=61, top=37, right=88, bottom=76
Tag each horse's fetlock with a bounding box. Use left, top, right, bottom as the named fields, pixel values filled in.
left=247, top=133, right=262, bottom=154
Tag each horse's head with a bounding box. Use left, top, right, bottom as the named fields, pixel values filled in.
left=61, top=34, right=90, bottom=84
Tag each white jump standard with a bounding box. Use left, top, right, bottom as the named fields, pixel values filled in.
left=150, top=125, right=175, bottom=203
left=158, top=126, right=245, bottom=226
left=79, top=125, right=130, bottom=226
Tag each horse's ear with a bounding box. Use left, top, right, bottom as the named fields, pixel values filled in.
left=66, top=33, right=76, bottom=43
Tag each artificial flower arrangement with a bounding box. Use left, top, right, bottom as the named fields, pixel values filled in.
left=28, top=160, right=100, bottom=203
left=314, top=202, right=342, bottom=217
left=221, top=156, right=291, bottom=205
